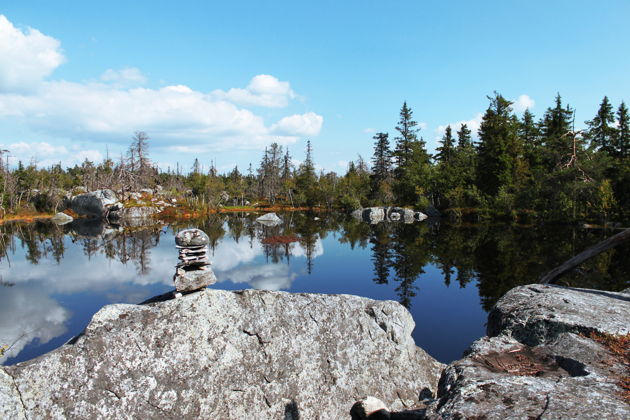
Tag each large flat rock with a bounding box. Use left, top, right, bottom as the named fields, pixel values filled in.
left=423, top=285, right=630, bottom=420
left=1, top=289, right=443, bottom=419
left=488, top=284, right=630, bottom=345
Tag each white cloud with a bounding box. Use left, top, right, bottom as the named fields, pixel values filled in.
left=436, top=113, right=484, bottom=138
left=270, top=112, right=323, bottom=136
left=220, top=263, right=297, bottom=291
left=363, top=128, right=376, bottom=134
left=0, top=16, right=323, bottom=162
left=101, top=67, right=147, bottom=87
left=513, top=94, right=535, bottom=113
left=0, top=286, right=70, bottom=363
left=212, top=74, right=296, bottom=108
left=418, top=122, right=428, bottom=130
left=0, top=15, right=65, bottom=92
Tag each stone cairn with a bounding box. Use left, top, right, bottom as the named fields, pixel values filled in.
left=173, top=228, right=217, bottom=295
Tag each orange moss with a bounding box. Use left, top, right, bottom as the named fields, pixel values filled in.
left=0, top=210, right=54, bottom=225
left=589, top=332, right=630, bottom=403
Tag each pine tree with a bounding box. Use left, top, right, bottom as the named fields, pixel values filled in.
left=585, top=96, right=616, bottom=155
left=615, top=101, right=630, bottom=159
left=540, top=94, right=574, bottom=170
left=371, top=132, right=391, bottom=182
left=435, top=126, right=455, bottom=164
left=476, top=92, right=522, bottom=197
left=394, top=102, right=421, bottom=168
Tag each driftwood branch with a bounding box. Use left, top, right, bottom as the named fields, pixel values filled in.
left=539, top=228, right=630, bottom=284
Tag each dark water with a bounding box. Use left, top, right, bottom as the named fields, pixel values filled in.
left=1, top=213, right=628, bottom=365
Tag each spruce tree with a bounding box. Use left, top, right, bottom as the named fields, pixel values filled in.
left=615, top=101, right=630, bottom=159
left=435, top=126, right=455, bottom=164
left=476, top=93, right=521, bottom=197
left=371, top=132, right=392, bottom=182
left=540, top=94, right=574, bottom=170
left=394, top=102, right=421, bottom=168
left=585, top=96, right=616, bottom=155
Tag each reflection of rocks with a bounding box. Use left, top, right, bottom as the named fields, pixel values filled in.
left=0, top=287, right=69, bottom=364
left=173, top=229, right=217, bottom=293
left=256, top=212, right=282, bottom=226
left=50, top=212, right=73, bottom=225
left=352, top=207, right=427, bottom=224
left=421, top=285, right=630, bottom=419
left=0, top=289, right=443, bottom=419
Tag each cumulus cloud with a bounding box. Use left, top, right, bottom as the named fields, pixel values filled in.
left=0, top=15, right=65, bottom=92
left=0, top=16, right=322, bottom=162
left=271, top=112, right=323, bottom=136
left=0, top=286, right=70, bottom=363
left=101, top=67, right=147, bottom=87
left=212, top=74, right=296, bottom=108
left=436, top=113, right=484, bottom=139
left=219, top=263, right=297, bottom=291
left=513, top=94, right=535, bottom=113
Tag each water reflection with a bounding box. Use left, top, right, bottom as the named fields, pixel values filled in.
left=0, top=213, right=628, bottom=365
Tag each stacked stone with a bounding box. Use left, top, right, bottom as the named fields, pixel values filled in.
left=173, top=229, right=217, bottom=293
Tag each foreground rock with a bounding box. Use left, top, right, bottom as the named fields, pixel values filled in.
left=352, top=207, right=427, bottom=224
left=425, top=285, right=630, bottom=419
left=0, top=289, right=443, bottom=419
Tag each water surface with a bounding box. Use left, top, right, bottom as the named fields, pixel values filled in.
left=1, top=213, right=627, bottom=365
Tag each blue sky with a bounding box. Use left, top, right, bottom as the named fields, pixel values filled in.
left=1, top=1, right=629, bottom=174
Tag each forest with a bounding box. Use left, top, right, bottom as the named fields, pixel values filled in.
left=1, top=92, right=629, bottom=224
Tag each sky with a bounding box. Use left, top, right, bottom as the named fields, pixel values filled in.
left=1, top=1, right=629, bottom=174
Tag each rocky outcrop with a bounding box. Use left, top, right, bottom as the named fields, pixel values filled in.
left=352, top=207, right=427, bottom=224
left=0, top=289, right=443, bottom=419
left=487, top=284, right=630, bottom=345
left=69, top=189, right=121, bottom=219
left=424, top=285, right=630, bottom=420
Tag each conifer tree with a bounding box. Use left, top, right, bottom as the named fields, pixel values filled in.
left=435, top=126, right=455, bottom=164
left=371, top=132, right=392, bottom=182
left=615, top=101, right=629, bottom=159
left=476, top=93, right=521, bottom=197
left=585, top=96, right=616, bottom=155
left=540, top=94, right=574, bottom=170
left=394, top=102, right=421, bottom=168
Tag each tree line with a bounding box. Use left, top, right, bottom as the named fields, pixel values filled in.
left=1, top=92, right=629, bottom=223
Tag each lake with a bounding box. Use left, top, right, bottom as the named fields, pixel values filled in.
left=1, top=212, right=628, bottom=365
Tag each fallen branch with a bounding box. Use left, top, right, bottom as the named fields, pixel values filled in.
left=539, top=228, right=630, bottom=284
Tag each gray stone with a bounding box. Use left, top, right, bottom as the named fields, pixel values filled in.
left=425, top=333, right=629, bottom=419
left=69, top=189, right=119, bottom=218
left=173, top=266, right=217, bottom=292
left=175, top=228, right=210, bottom=247
left=487, top=284, right=630, bottom=345
left=118, top=206, right=159, bottom=220
left=353, top=207, right=427, bottom=225
left=414, top=212, right=428, bottom=222
left=0, top=289, right=443, bottom=419
left=423, top=284, right=630, bottom=419
left=256, top=212, right=282, bottom=226
left=50, top=212, right=73, bottom=225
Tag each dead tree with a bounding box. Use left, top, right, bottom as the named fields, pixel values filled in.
left=539, top=228, right=630, bottom=284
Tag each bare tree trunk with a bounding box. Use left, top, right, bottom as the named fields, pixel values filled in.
left=539, top=228, right=630, bottom=284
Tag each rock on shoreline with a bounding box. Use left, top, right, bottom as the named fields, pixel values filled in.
left=424, top=285, right=630, bottom=420
left=0, top=289, right=443, bottom=419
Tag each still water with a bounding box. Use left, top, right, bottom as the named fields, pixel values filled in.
left=1, top=212, right=628, bottom=365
